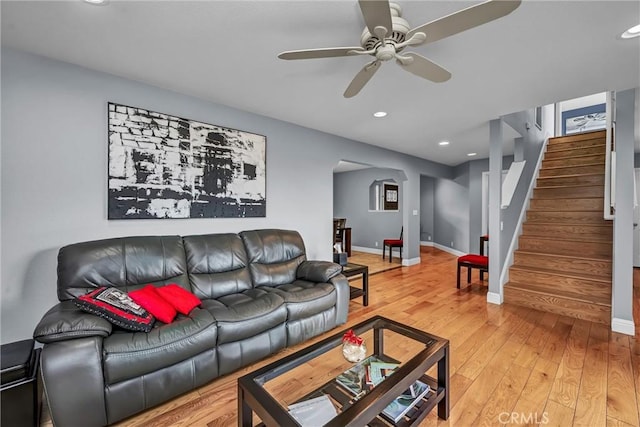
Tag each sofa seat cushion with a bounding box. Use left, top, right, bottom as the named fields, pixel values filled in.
left=102, top=308, right=216, bottom=385
left=202, top=290, right=286, bottom=345
left=260, top=280, right=337, bottom=321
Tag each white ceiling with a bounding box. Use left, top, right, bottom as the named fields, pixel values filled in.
left=2, top=0, right=639, bottom=166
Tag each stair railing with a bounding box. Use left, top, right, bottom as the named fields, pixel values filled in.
left=604, top=91, right=616, bottom=220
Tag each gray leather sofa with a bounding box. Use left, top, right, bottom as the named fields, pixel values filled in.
left=33, top=229, right=349, bottom=426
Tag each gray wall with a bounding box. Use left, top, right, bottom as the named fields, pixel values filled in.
left=429, top=156, right=514, bottom=254
left=420, top=176, right=434, bottom=242
left=1, top=48, right=454, bottom=343
left=433, top=164, right=470, bottom=253
left=499, top=107, right=551, bottom=267
left=635, top=152, right=640, bottom=167
left=333, top=168, right=404, bottom=249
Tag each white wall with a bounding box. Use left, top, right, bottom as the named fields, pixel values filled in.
left=1, top=49, right=453, bottom=343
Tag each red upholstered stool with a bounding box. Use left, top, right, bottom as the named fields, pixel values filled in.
left=457, top=254, right=488, bottom=289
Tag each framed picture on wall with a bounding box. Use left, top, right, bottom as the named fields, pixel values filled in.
left=562, top=103, right=606, bottom=135
left=383, top=183, right=398, bottom=210
left=107, top=103, right=266, bottom=219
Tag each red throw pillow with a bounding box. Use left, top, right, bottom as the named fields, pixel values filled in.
left=74, top=287, right=155, bottom=332
left=129, top=285, right=177, bottom=324
left=156, top=284, right=202, bottom=315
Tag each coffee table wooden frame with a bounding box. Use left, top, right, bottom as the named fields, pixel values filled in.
left=238, top=316, right=449, bottom=427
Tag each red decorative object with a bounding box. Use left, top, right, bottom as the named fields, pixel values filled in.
left=155, top=284, right=202, bottom=315
left=342, top=329, right=363, bottom=345
left=129, top=285, right=177, bottom=324
left=74, top=287, right=155, bottom=332
left=342, top=329, right=366, bottom=362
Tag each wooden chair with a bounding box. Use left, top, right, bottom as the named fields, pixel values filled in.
left=382, top=227, right=403, bottom=263
left=457, top=254, right=488, bottom=288
left=333, top=218, right=346, bottom=252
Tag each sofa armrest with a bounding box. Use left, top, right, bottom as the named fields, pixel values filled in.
left=330, top=274, right=349, bottom=325
left=34, top=300, right=112, bottom=344
left=296, top=260, right=342, bottom=283
left=41, top=337, right=108, bottom=426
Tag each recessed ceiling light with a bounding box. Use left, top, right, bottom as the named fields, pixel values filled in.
left=83, top=0, right=108, bottom=5
left=467, top=152, right=477, bottom=157
left=373, top=111, right=387, bottom=118
left=438, top=141, right=450, bottom=146
left=621, top=24, right=640, bottom=39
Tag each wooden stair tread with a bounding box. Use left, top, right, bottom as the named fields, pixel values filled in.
left=537, top=173, right=604, bottom=180
left=505, top=281, right=611, bottom=307
left=514, top=249, right=612, bottom=262
left=532, top=195, right=604, bottom=201
left=540, top=162, right=603, bottom=170
left=535, top=183, right=605, bottom=189
left=547, top=130, right=606, bottom=144
left=527, top=208, right=603, bottom=212
left=545, top=152, right=606, bottom=160
left=509, top=264, right=611, bottom=283
left=523, top=221, right=611, bottom=227
left=545, top=144, right=605, bottom=153
left=519, top=235, right=612, bottom=244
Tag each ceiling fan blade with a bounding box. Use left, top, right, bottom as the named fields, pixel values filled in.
left=397, top=53, right=451, bottom=83
left=358, top=0, right=393, bottom=39
left=278, top=47, right=365, bottom=60
left=344, top=61, right=381, bottom=98
left=406, top=0, right=521, bottom=45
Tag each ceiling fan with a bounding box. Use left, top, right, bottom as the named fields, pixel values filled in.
left=278, top=0, right=521, bottom=98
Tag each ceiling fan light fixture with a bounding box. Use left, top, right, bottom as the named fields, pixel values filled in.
left=83, top=0, right=108, bottom=5
left=467, top=152, right=477, bottom=157
left=373, top=111, right=387, bottom=118
left=621, top=24, right=640, bottom=39
left=438, top=141, right=450, bottom=146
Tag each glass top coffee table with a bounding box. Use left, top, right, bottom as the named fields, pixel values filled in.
left=238, top=316, right=449, bottom=426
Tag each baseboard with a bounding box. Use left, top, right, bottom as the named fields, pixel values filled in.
left=351, top=246, right=383, bottom=255
left=432, top=243, right=466, bottom=257
left=487, top=292, right=503, bottom=305
left=420, top=241, right=434, bottom=247
left=611, top=318, right=635, bottom=336
left=402, top=257, right=421, bottom=266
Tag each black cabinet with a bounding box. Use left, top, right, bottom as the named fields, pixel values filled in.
left=1, top=339, right=42, bottom=427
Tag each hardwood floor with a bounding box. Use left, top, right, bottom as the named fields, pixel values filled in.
left=43, top=248, right=640, bottom=426
left=348, top=250, right=402, bottom=275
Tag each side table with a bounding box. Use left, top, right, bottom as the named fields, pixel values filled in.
left=342, top=262, right=368, bottom=306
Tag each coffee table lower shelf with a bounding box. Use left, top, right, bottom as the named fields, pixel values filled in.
left=238, top=316, right=449, bottom=427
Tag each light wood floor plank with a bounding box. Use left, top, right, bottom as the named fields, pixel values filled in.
left=607, top=333, right=639, bottom=426
left=472, top=363, right=531, bottom=426
left=549, top=319, right=591, bottom=409
left=543, top=399, right=575, bottom=427
left=573, top=323, right=610, bottom=426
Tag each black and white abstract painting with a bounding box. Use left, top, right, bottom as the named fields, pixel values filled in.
left=108, top=103, right=266, bottom=219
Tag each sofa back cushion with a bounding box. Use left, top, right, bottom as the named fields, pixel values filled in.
left=240, top=229, right=306, bottom=287
left=57, top=236, right=189, bottom=301
left=183, top=233, right=253, bottom=299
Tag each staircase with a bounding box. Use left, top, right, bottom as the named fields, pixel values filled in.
left=504, top=129, right=612, bottom=324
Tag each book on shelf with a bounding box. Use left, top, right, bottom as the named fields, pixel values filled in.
left=381, top=380, right=431, bottom=423
left=335, top=355, right=399, bottom=398
left=287, top=394, right=337, bottom=426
